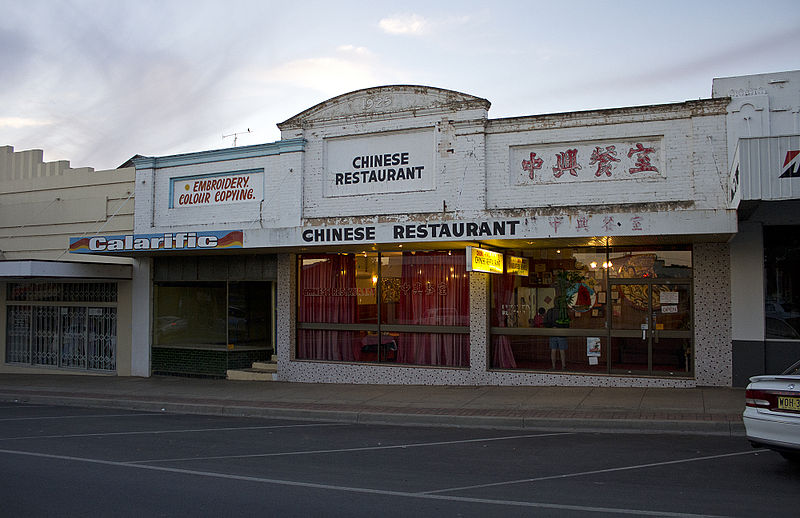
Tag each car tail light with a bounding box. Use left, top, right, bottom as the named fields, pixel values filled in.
left=745, top=389, right=773, bottom=408
left=746, top=388, right=799, bottom=411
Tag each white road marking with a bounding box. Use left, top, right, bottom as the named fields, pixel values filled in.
left=422, top=450, right=759, bottom=494
left=0, top=422, right=346, bottom=441
left=131, top=432, right=574, bottom=464
left=0, top=413, right=165, bottom=421
left=0, top=447, right=729, bottom=517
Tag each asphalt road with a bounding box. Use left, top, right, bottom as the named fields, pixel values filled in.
left=0, top=402, right=796, bottom=517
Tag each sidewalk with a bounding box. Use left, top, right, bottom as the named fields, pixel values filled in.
left=0, top=374, right=745, bottom=436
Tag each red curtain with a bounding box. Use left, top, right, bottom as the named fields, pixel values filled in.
left=491, top=272, right=517, bottom=369
left=395, top=252, right=469, bottom=367
left=297, top=255, right=357, bottom=361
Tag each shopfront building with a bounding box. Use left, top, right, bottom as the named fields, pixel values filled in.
left=89, top=84, right=733, bottom=387
left=716, top=71, right=800, bottom=385
left=150, top=254, right=276, bottom=377
left=1, top=146, right=138, bottom=376
left=121, top=141, right=305, bottom=377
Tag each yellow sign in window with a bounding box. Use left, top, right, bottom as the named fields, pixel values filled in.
left=506, top=256, right=529, bottom=276
left=466, top=246, right=504, bottom=274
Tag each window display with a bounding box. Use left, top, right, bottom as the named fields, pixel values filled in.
left=297, top=251, right=469, bottom=367
left=490, top=246, right=693, bottom=375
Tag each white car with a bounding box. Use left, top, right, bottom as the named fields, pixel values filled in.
left=744, top=359, right=800, bottom=463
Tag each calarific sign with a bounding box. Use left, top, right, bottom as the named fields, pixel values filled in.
left=69, top=231, right=243, bottom=253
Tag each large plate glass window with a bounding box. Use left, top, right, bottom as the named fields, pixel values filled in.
left=296, top=251, right=469, bottom=367
left=490, top=248, right=608, bottom=372
left=489, top=246, right=692, bottom=376
left=153, top=281, right=272, bottom=349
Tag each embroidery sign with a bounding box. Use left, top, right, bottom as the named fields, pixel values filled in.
left=171, top=170, right=263, bottom=208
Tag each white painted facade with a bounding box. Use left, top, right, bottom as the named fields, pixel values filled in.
left=128, top=86, right=735, bottom=387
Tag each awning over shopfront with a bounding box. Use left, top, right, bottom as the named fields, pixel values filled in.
left=0, top=260, right=132, bottom=279
left=732, top=135, right=800, bottom=204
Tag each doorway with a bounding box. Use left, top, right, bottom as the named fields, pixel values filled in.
left=609, top=280, right=692, bottom=375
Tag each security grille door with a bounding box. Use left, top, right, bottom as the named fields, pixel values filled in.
left=5, top=282, right=117, bottom=372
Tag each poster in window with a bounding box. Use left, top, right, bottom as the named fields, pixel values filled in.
left=587, top=337, right=601, bottom=357
left=660, top=291, right=679, bottom=304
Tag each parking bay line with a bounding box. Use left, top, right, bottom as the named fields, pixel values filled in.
left=0, top=447, right=727, bottom=517
left=0, top=413, right=166, bottom=422
left=421, top=450, right=759, bottom=495
left=0, top=422, right=347, bottom=441
left=130, top=432, right=575, bottom=464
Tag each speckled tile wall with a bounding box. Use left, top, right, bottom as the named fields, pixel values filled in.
left=692, top=242, right=732, bottom=386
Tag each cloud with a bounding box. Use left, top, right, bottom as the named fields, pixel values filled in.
left=0, top=117, right=52, bottom=129
left=378, top=14, right=428, bottom=35
left=253, top=57, right=381, bottom=97
left=337, top=44, right=372, bottom=56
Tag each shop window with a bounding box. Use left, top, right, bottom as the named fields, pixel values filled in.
left=492, top=248, right=609, bottom=333
left=153, top=281, right=272, bottom=349
left=5, top=282, right=117, bottom=371
left=296, top=251, right=469, bottom=367
left=764, top=226, right=800, bottom=340
left=380, top=252, right=469, bottom=327
left=228, top=282, right=271, bottom=347
left=608, top=248, right=692, bottom=279
left=154, top=282, right=227, bottom=346
left=490, top=246, right=693, bottom=376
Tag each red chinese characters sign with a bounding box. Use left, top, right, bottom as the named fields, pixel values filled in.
left=514, top=139, right=662, bottom=184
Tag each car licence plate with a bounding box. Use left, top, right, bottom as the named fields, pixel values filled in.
left=777, top=396, right=800, bottom=412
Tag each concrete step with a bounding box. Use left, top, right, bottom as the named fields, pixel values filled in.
left=226, top=368, right=278, bottom=382
left=251, top=362, right=277, bottom=372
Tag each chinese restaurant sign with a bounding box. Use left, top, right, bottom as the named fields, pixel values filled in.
left=170, top=170, right=263, bottom=208
left=69, top=231, right=243, bottom=253
left=466, top=246, right=504, bottom=274
left=324, top=129, right=435, bottom=197
left=512, top=138, right=664, bottom=185
left=292, top=215, right=652, bottom=246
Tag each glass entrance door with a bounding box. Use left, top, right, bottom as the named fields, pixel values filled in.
left=609, top=281, right=692, bottom=376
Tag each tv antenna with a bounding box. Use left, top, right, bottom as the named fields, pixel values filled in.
left=222, top=128, right=251, bottom=147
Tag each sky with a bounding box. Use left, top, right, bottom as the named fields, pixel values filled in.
left=2, top=0, right=799, bottom=171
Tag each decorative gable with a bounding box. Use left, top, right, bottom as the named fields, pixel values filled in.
left=278, top=85, right=490, bottom=130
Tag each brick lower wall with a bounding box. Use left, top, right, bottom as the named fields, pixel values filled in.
left=152, top=347, right=268, bottom=378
